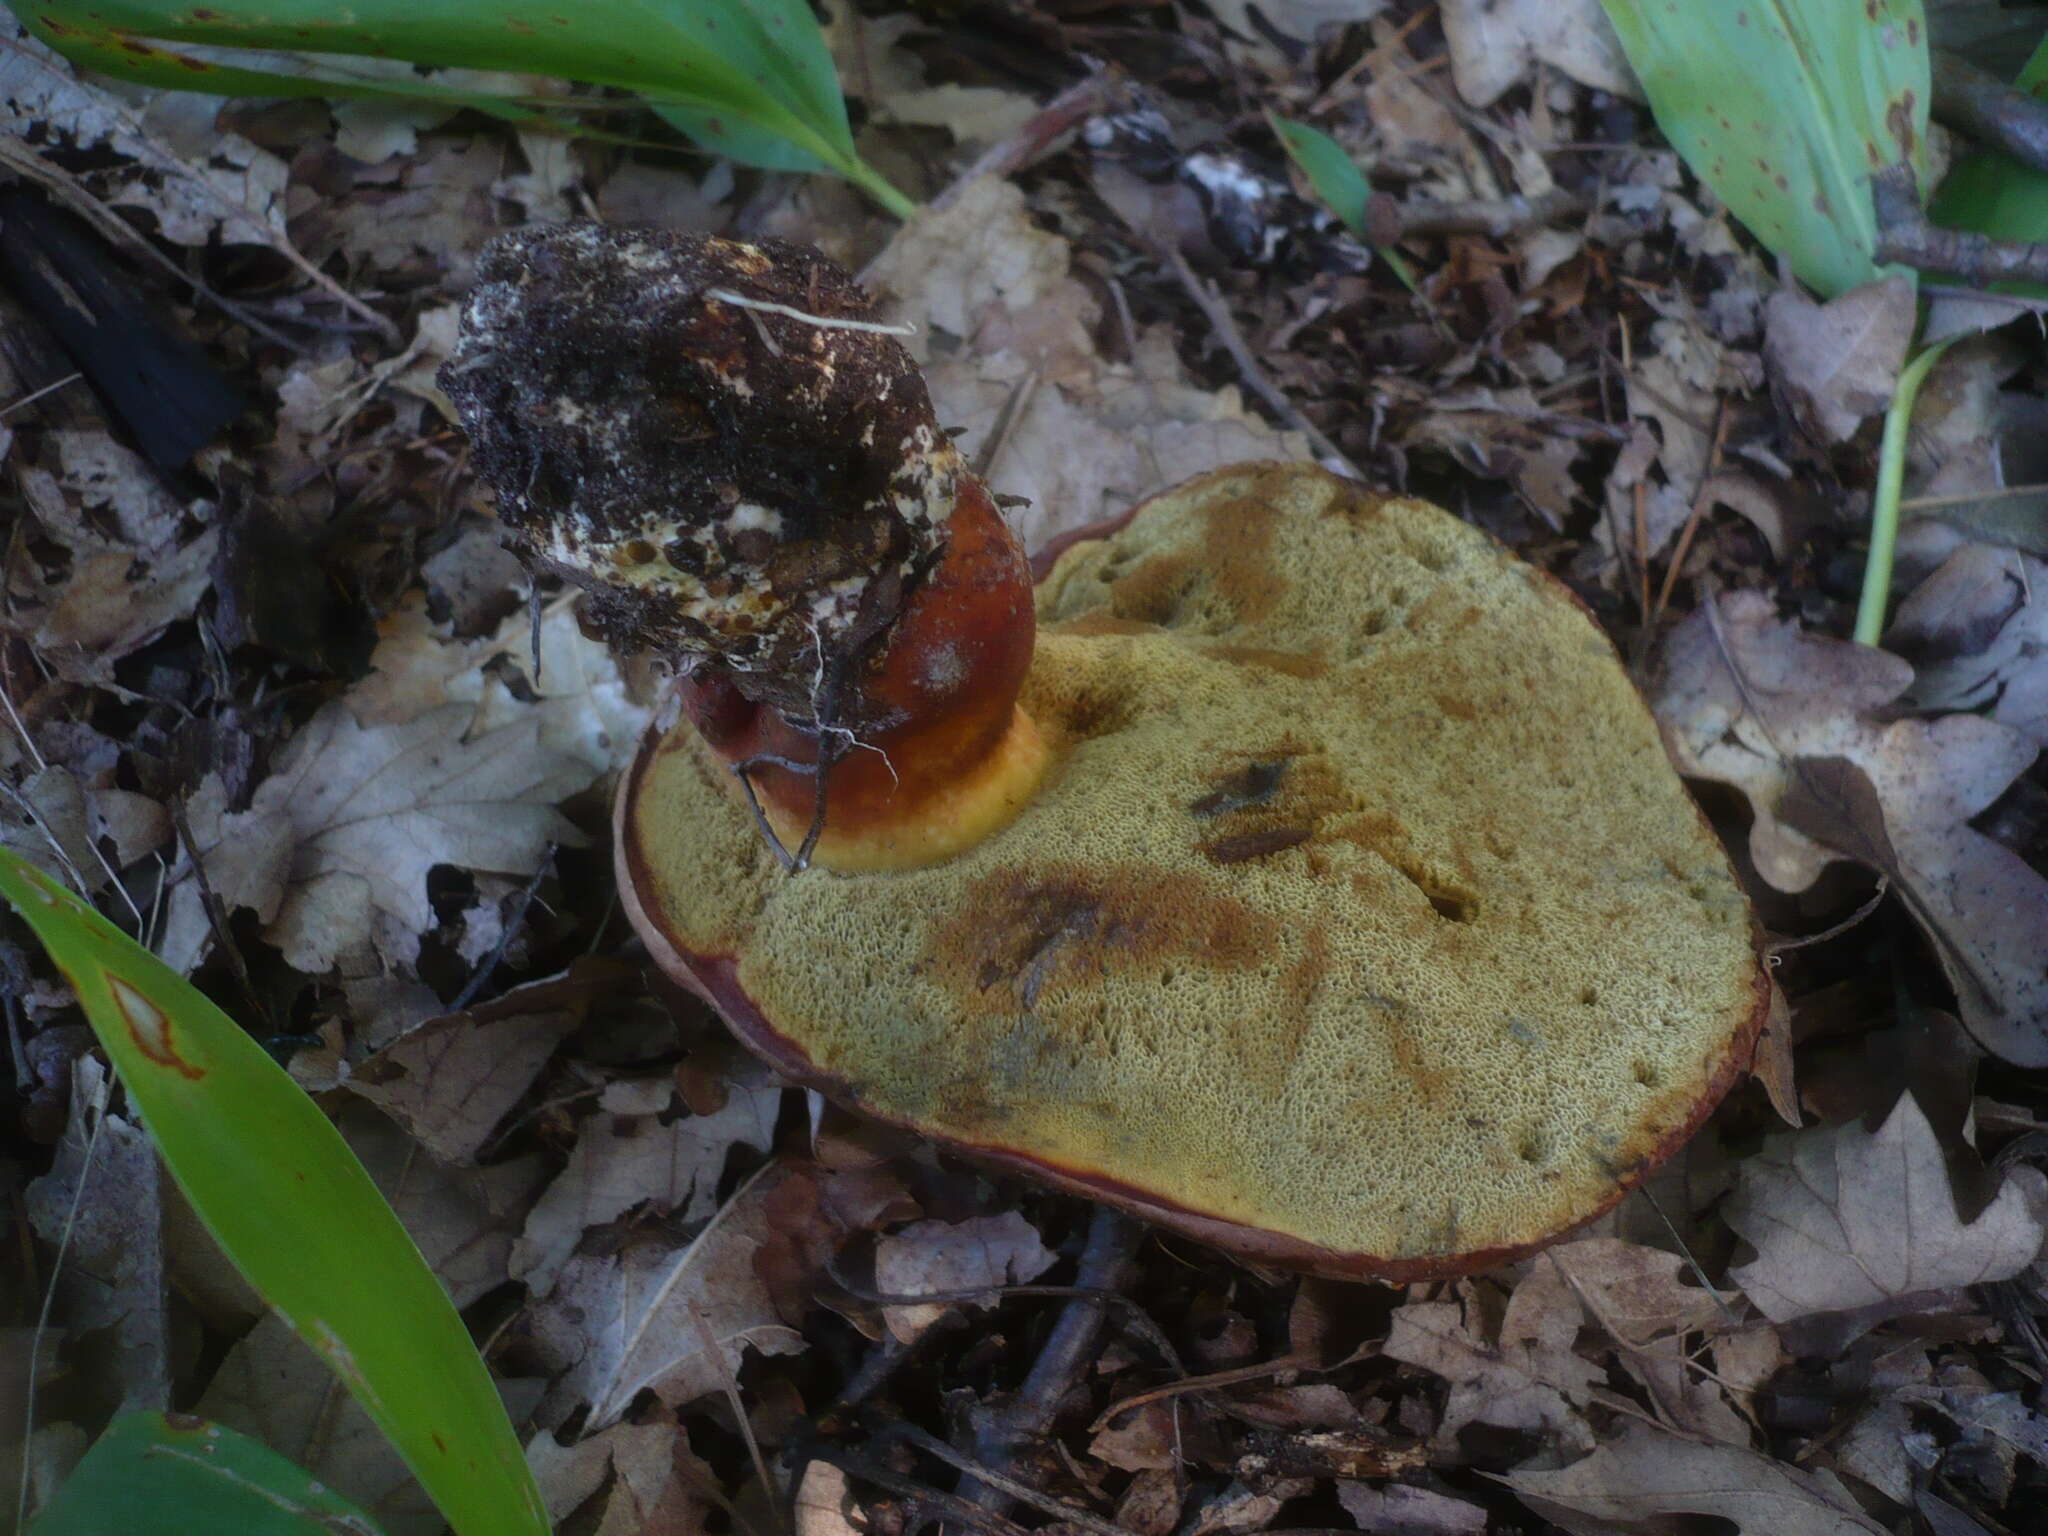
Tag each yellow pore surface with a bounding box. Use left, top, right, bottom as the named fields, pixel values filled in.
left=624, top=463, right=1762, bottom=1268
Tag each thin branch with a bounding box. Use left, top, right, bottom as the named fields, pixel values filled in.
left=1872, top=163, right=2048, bottom=286
left=929, top=73, right=1122, bottom=215
left=1363, top=187, right=1587, bottom=244
left=1932, top=50, right=2048, bottom=177
left=959, top=1206, right=1146, bottom=1517
left=446, top=846, right=555, bottom=1012
left=873, top=1420, right=1136, bottom=1536
left=1165, top=250, right=1363, bottom=480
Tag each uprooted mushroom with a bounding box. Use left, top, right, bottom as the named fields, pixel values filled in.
left=441, top=225, right=1767, bottom=1281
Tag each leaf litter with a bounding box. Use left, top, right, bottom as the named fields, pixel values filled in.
left=2, top=3, right=2046, bottom=1534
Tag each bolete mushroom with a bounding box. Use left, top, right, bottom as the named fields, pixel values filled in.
left=443, top=226, right=1767, bottom=1280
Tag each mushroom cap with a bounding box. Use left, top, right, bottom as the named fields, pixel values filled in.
left=620, top=464, right=1766, bottom=1279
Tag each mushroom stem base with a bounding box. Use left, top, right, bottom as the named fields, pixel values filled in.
left=751, top=704, right=1047, bottom=873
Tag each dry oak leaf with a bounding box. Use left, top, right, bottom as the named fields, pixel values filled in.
left=1764, top=276, right=1917, bottom=446
left=345, top=1003, right=581, bottom=1166
left=1892, top=544, right=2048, bottom=748
left=511, top=1079, right=782, bottom=1296
left=1502, top=1422, right=1887, bottom=1535
left=1654, top=591, right=2048, bottom=1066
left=873, top=1211, right=1056, bottom=1342
left=1384, top=1274, right=1600, bottom=1453
left=544, top=1161, right=809, bottom=1430
left=1726, top=1092, right=2048, bottom=1324
left=526, top=1419, right=717, bottom=1536
left=1440, top=0, right=1640, bottom=108
left=866, top=178, right=1307, bottom=553
left=192, top=700, right=593, bottom=972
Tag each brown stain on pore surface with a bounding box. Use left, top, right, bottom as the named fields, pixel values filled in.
left=1104, top=490, right=1286, bottom=630
left=930, top=864, right=1280, bottom=1012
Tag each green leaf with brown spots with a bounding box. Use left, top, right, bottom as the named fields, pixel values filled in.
left=0, top=849, right=547, bottom=1536
left=30, top=1412, right=388, bottom=1536
left=1598, top=0, right=1931, bottom=297
left=16, top=0, right=913, bottom=216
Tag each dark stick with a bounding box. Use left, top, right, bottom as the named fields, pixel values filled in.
left=1933, top=51, right=2048, bottom=177
left=874, top=1420, right=1135, bottom=1536
left=1871, top=163, right=2048, bottom=287
left=958, top=1205, right=1147, bottom=1515
left=1363, top=187, right=1587, bottom=244
left=170, top=801, right=269, bottom=1031
left=446, top=846, right=554, bottom=1012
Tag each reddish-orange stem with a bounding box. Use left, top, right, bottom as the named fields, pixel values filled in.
left=678, top=479, right=1038, bottom=859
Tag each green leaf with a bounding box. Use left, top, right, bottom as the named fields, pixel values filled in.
left=1271, top=114, right=1370, bottom=234
left=0, top=850, right=548, bottom=1536
left=1598, top=0, right=1931, bottom=297
left=1268, top=113, right=1419, bottom=293
left=29, top=1412, right=388, bottom=1536
left=17, top=0, right=913, bottom=214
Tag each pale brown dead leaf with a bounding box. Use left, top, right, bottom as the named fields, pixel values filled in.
left=794, top=1460, right=864, bottom=1536
left=183, top=700, right=593, bottom=972
left=528, top=1417, right=716, bottom=1536
left=1544, top=1238, right=1734, bottom=1346
left=1891, top=544, right=2048, bottom=747
left=318, top=139, right=503, bottom=283
left=1440, top=0, right=1639, bottom=108
left=539, top=1162, right=810, bottom=1430
left=1654, top=592, right=2048, bottom=1065
left=345, top=1004, right=581, bottom=1165
left=5, top=522, right=220, bottom=675
left=1764, top=276, right=1917, bottom=446
left=1336, top=1482, right=1487, bottom=1535
left=1834, top=1399, right=1921, bottom=1505
left=0, top=22, right=286, bottom=248
left=865, top=178, right=1307, bottom=550
left=354, top=591, right=650, bottom=777
left=1383, top=1275, right=1599, bottom=1453
left=1502, top=1422, right=1888, bottom=1535
left=1090, top=1399, right=1181, bottom=1473
left=512, top=1079, right=782, bottom=1296
left=1725, top=1093, right=2048, bottom=1324
left=15, top=430, right=188, bottom=553
left=23, top=1057, right=168, bottom=1413
left=874, top=1211, right=1056, bottom=1342
left=822, top=3, right=1036, bottom=150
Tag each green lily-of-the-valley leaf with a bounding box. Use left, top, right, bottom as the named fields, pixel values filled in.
left=16, top=0, right=913, bottom=214
left=1598, top=0, right=1931, bottom=298
left=0, top=849, right=548, bottom=1536
left=30, top=1412, right=388, bottom=1536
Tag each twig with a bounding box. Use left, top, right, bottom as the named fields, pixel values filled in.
left=827, top=1271, right=1186, bottom=1376
left=928, top=73, right=1122, bottom=215
left=1932, top=51, right=2048, bottom=177
left=1649, top=396, right=1733, bottom=630
left=1090, top=1349, right=1320, bottom=1432
left=959, top=1206, right=1146, bottom=1516
left=1362, top=187, right=1587, bottom=244
left=1165, top=250, right=1364, bottom=480
left=446, top=847, right=555, bottom=1012
left=873, top=1420, right=1136, bottom=1536
left=169, top=801, right=266, bottom=1025
left=0, top=372, right=83, bottom=418
left=808, top=1445, right=1035, bottom=1536
left=1872, top=163, right=2048, bottom=286
left=1765, top=877, right=1889, bottom=956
